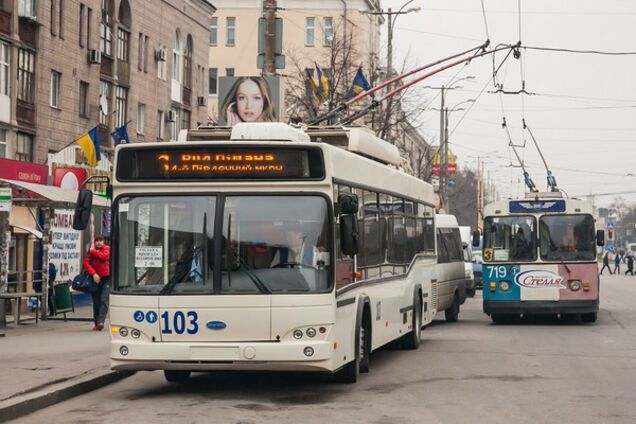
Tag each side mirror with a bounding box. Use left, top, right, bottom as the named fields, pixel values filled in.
left=340, top=214, right=359, bottom=256
left=596, top=229, right=605, bottom=247
left=338, top=193, right=358, bottom=215
left=472, top=230, right=480, bottom=247
left=72, top=189, right=93, bottom=230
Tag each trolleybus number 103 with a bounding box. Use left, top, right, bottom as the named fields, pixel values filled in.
left=161, top=311, right=199, bottom=335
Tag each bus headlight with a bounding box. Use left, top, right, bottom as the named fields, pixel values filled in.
left=293, top=329, right=303, bottom=339
left=569, top=280, right=582, bottom=291
left=303, top=346, right=314, bottom=357
left=131, top=329, right=141, bottom=339
left=499, top=281, right=511, bottom=292
left=120, top=346, right=129, bottom=356
left=119, top=327, right=129, bottom=337
left=306, top=327, right=316, bottom=338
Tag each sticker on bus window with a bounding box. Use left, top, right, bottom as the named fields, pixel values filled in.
left=483, top=248, right=493, bottom=262
left=135, top=246, right=163, bottom=268
left=494, top=249, right=510, bottom=261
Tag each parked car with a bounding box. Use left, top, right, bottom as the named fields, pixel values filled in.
left=472, top=251, right=483, bottom=289
left=459, top=226, right=476, bottom=297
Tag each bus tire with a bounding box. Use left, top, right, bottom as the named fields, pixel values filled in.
left=359, top=311, right=371, bottom=373
left=401, top=297, right=422, bottom=350
left=445, top=293, right=460, bottom=323
left=466, top=287, right=476, bottom=297
left=164, top=370, right=191, bottom=382
left=335, top=305, right=370, bottom=383
left=581, top=312, right=597, bottom=323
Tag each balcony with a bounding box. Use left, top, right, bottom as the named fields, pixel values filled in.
left=117, top=61, right=129, bottom=85
left=0, top=9, right=11, bottom=36
left=100, top=55, right=113, bottom=77
left=182, top=86, right=191, bottom=107
left=18, top=16, right=38, bottom=48
left=16, top=100, right=36, bottom=127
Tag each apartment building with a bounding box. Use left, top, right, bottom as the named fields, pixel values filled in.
left=0, top=0, right=216, bottom=166
left=207, top=0, right=382, bottom=120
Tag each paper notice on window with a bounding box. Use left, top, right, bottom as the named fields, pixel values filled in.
left=135, top=246, right=163, bottom=268
left=494, top=249, right=510, bottom=261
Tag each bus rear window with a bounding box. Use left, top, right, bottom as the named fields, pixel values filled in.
left=116, top=146, right=325, bottom=181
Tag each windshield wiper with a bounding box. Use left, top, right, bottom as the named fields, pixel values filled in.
left=237, top=256, right=271, bottom=294
left=160, top=246, right=202, bottom=295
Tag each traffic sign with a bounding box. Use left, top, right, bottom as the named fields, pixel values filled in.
left=448, top=178, right=456, bottom=188
left=0, top=188, right=11, bottom=212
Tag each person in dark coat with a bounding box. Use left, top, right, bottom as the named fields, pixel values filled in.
left=625, top=253, right=634, bottom=276
left=600, top=250, right=612, bottom=275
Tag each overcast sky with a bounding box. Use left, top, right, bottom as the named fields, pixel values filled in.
left=383, top=0, right=636, bottom=206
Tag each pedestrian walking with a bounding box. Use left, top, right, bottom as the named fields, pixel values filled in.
left=625, top=253, right=634, bottom=276
left=84, top=234, right=110, bottom=331
left=600, top=250, right=612, bottom=275
left=614, top=250, right=622, bottom=274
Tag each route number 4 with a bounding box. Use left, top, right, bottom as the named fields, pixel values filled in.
left=489, top=266, right=508, bottom=279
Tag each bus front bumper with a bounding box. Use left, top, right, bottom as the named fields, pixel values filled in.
left=110, top=339, right=336, bottom=372
left=483, top=299, right=599, bottom=315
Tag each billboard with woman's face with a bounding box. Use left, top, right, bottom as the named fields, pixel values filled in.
left=218, top=76, right=281, bottom=126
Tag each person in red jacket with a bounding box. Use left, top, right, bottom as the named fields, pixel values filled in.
left=84, top=234, right=110, bottom=330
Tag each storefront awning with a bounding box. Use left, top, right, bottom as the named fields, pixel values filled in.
left=0, top=178, right=109, bottom=209
left=11, top=224, right=43, bottom=239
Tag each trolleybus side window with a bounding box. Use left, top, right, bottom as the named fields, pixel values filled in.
left=334, top=184, right=354, bottom=288
left=483, top=216, right=537, bottom=262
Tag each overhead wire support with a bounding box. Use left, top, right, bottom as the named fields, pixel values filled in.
left=523, top=119, right=558, bottom=191
left=307, top=41, right=490, bottom=126
left=340, top=44, right=511, bottom=125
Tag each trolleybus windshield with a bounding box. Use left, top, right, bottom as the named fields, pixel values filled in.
left=539, top=214, right=596, bottom=261
left=115, top=195, right=332, bottom=294
left=483, top=215, right=537, bottom=262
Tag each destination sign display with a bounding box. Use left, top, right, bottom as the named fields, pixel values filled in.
left=117, top=146, right=324, bottom=181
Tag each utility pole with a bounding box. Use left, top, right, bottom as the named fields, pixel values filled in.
left=0, top=210, right=7, bottom=328
left=477, top=156, right=482, bottom=231
left=263, top=0, right=277, bottom=76
left=444, top=106, right=450, bottom=212
left=438, top=86, right=445, bottom=211
left=382, top=8, right=394, bottom=142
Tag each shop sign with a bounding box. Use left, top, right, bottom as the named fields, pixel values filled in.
left=0, top=188, right=11, bottom=212
left=0, top=158, right=48, bottom=185
left=48, top=209, right=82, bottom=284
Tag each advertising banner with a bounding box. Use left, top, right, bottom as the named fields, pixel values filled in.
left=49, top=209, right=82, bottom=284
left=218, top=76, right=280, bottom=126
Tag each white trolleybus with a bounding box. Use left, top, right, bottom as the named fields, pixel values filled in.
left=73, top=123, right=439, bottom=383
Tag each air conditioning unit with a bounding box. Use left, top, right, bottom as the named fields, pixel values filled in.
left=88, top=49, right=102, bottom=65
left=197, top=96, right=206, bottom=106
left=155, top=48, right=167, bottom=62
left=166, top=110, right=177, bottom=122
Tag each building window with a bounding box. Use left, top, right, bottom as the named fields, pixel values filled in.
left=99, top=80, right=112, bottom=125
left=225, top=68, right=234, bottom=77
left=143, top=35, right=149, bottom=73
left=183, top=35, right=193, bottom=90
left=15, top=132, right=33, bottom=162
left=137, top=33, right=144, bottom=70
left=209, top=17, right=217, bottom=45
left=100, top=0, right=114, bottom=56
left=79, top=4, right=85, bottom=47
left=0, top=129, right=6, bottom=158
left=79, top=81, right=89, bottom=118
left=157, top=45, right=166, bottom=80
left=50, top=0, right=57, bottom=36
left=157, top=110, right=164, bottom=141
left=173, top=30, right=181, bottom=83
left=116, top=28, right=129, bottom=62
left=306, top=17, right=315, bottom=46
left=17, top=48, right=35, bottom=104
left=137, top=103, right=145, bottom=134
left=226, top=17, right=235, bottom=46
left=170, top=108, right=179, bottom=141
left=323, top=17, right=333, bottom=46
left=208, top=68, right=217, bottom=95
left=115, top=86, right=128, bottom=128
left=0, top=42, right=9, bottom=96
left=59, top=0, right=64, bottom=39
left=86, top=7, right=92, bottom=48
left=50, top=71, right=61, bottom=108
left=181, top=109, right=190, bottom=131
left=18, top=0, right=35, bottom=17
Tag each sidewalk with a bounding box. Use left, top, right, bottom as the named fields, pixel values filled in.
left=0, top=304, right=132, bottom=422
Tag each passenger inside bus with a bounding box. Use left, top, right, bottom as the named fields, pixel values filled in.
left=561, top=223, right=578, bottom=252
left=511, top=227, right=532, bottom=260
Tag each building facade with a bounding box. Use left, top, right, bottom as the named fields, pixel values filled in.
left=0, top=0, right=216, bottom=166
left=206, top=0, right=382, bottom=121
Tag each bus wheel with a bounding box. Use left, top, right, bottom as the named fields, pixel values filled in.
left=164, top=370, right=191, bottom=382
left=466, top=287, right=476, bottom=298
left=401, top=298, right=422, bottom=350
left=359, top=313, right=371, bottom=373
left=335, top=312, right=370, bottom=383
left=581, top=312, right=597, bottom=323
left=445, top=294, right=460, bottom=323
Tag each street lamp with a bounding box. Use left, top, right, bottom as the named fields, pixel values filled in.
left=359, top=1, right=421, bottom=141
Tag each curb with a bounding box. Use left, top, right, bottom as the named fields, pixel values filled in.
left=0, top=368, right=135, bottom=423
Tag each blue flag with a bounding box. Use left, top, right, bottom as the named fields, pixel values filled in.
left=348, top=67, right=374, bottom=98
left=111, top=121, right=131, bottom=145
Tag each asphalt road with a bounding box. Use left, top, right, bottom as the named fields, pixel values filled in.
left=16, top=274, right=636, bottom=424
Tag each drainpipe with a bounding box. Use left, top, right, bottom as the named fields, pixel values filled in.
left=340, top=0, right=349, bottom=87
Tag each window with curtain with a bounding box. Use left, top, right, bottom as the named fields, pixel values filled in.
left=17, top=48, right=35, bottom=103
left=100, top=0, right=114, bottom=56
